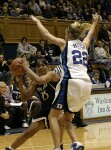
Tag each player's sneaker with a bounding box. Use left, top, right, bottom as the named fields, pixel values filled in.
left=4, top=125, right=11, bottom=130
left=5, top=147, right=11, bottom=150
left=22, top=122, right=29, bottom=128
left=71, top=142, right=84, bottom=150
left=60, top=143, right=64, bottom=150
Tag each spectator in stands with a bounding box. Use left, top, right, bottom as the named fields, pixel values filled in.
left=98, top=63, right=109, bottom=83
left=37, top=39, right=45, bottom=54
left=30, top=0, right=42, bottom=16
left=4, top=85, right=24, bottom=128
left=107, top=15, right=111, bottom=23
left=0, top=53, right=12, bottom=85
left=75, top=1, right=82, bottom=13
left=96, top=3, right=102, bottom=15
left=103, top=1, right=111, bottom=15
left=10, top=76, right=29, bottom=127
left=56, top=5, right=67, bottom=19
left=0, top=82, right=10, bottom=135
left=63, top=1, right=74, bottom=20
left=36, top=50, right=44, bottom=59
left=94, top=40, right=111, bottom=64
left=101, top=10, right=108, bottom=22
left=105, top=68, right=111, bottom=88
left=82, top=8, right=91, bottom=21
left=94, top=40, right=107, bottom=60
left=39, top=0, right=47, bottom=11
left=42, top=4, right=57, bottom=19
left=37, top=39, right=51, bottom=63
left=17, top=37, right=37, bottom=58
left=98, top=24, right=109, bottom=51
left=76, top=9, right=84, bottom=20
left=103, top=44, right=111, bottom=58
left=45, top=40, right=60, bottom=63
left=23, top=1, right=35, bottom=15
left=0, top=6, right=10, bottom=16
left=10, top=7, right=24, bottom=17
left=91, top=70, right=101, bottom=84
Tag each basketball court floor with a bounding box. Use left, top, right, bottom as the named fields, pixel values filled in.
left=0, top=121, right=111, bottom=150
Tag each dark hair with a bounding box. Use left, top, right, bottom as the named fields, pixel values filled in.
left=36, top=58, right=48, bottom=67
left=21, top=37, right=27, bottom=43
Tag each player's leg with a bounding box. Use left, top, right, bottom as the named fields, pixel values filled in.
left=63, top=112, right=84, bottom=150
left=64, top=112, right=77, bottom=142
left=58, top=112, right=66, bottom=150
left=64, top=79, right=91, bottom=150
left=58, top=113, right=65, bottom=147
left=48, top=108, right=62, bottom=149
left=5, top=120, right=45, bottom=150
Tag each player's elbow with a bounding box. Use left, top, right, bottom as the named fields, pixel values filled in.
left=37, top=78, right=47, bottom=85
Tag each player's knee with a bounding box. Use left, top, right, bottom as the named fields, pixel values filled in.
left=64, top=118, right=72, bottom=127
left=23, top=129, right=36, bottom=138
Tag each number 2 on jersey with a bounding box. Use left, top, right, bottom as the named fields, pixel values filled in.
left=72, top=50, right=88, bottom=66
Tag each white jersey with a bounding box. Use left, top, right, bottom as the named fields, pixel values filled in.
left=60, top=39, right=90, bottom=81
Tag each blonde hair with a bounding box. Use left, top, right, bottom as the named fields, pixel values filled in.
left=67, top=22, right=92, bottom=39
left=81, top=23, right=92, bottom=31
left=0, top=81, right=6, bottom=88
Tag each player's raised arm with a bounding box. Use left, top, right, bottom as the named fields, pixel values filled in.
left=23, top=65, right=59, bottom=85
left=19, top=59, right=60, bottom=85
left=83, top=13, right=100, bottom=49
left=29, top=15, right=65, bottom=50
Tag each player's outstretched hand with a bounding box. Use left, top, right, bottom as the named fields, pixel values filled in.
left=92, top=13, right=100, bottom=23
left=29, top=15, right=39, bottom=23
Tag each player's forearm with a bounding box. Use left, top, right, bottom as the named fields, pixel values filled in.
left=35, top=20, right=50, bottom=38
left=24, top=67, right=45, bottom=84
left=87, top=22, right=97, bottom=40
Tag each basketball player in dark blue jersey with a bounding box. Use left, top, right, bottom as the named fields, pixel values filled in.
left=5, top=59, right=60, bottom=150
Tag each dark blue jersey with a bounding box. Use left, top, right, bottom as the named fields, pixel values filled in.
left=36, top=82, right=57, bottom=107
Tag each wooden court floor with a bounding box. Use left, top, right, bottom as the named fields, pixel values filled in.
left=0, top=122, right=111, bottom=150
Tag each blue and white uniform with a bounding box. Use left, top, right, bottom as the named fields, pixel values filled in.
left=52, top=39, right=92, bottom=113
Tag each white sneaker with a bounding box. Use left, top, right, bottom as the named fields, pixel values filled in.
left=4, top=125, right=11, bottom=130
left=71, top=142, right=84, bottom=150
left=22, top=122, right=29, bottom=128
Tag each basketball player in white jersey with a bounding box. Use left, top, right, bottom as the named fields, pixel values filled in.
left=29, top=14, right=99, bottom=150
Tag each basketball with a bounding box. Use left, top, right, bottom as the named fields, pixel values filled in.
left=11, top=58, right=24, bottom=76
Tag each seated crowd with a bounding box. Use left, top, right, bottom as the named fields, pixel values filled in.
left=0, top=0, right=111, bottom=21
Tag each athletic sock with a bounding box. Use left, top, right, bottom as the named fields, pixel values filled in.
left=9, top=146, right=15, bottom=150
